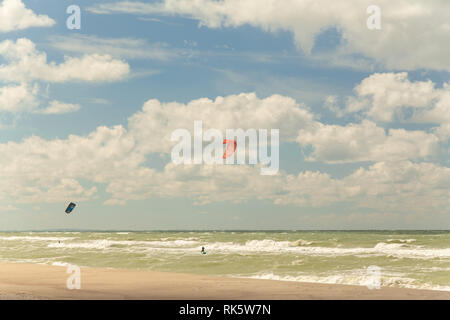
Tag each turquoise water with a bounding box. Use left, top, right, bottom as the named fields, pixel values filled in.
left=0, top=231, right=449, bottom=291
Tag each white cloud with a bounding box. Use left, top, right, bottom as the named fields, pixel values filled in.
left=35, top=100, right=81, bottom=115
left=413, top=84, right=450, bottom=127
left=272, top=161, right=450, bottom=212
left=0, top=0, right=55, bottom=32
left=129, top=92, right=315, bottom=154
left=434, top=123, right=450, bottom=140
left=297, top=120, right=440, bottom=163
left=321, top=72, right=450, bottom=149
left=48, top=35, right=179, bottom=61
left=0, top=38, right=131, bottom=115
left=0, top=93, right=448, bottom=216
left=3, top=124, right=447, bottom=212
left=344, top=72, right=441, bottom=122
left=0, top=38, right=130, bottom=83
left=0, top=83, right=81, bottom=114
left=0, top=125, right=132, bottom=203
left=339, top=161, right=450, bottom=211
left=0, top=82, right=39, bottom=112
left=324, top=95, right=344, bottom=118
left=87, top=0, right=450, bottom=71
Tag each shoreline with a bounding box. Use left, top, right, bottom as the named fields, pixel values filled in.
left=0, top=262, right=449, bottom=300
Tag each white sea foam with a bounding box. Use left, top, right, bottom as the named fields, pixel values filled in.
left=387, top=238, right=416, bottom=244
left=48, top=239, right=113, bottom=249
left=291, top=239, right=314, bottom=246
left=244, top=272, right=450, bottom=291
left=46, top=239, right=199, bottom=250
left=199, top=240, right=450, bottom=260
left=421, top=266, right=450, bottom=272
left=51, top=261, right=70, bottom=267
left=0, top=236, right=73, bottom=242
left=132, top=239, right=199, bottom=247
left=38, top=237, right=450, bottom=260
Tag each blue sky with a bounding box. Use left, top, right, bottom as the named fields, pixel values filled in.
left=0, top=0, right=449, bottom=230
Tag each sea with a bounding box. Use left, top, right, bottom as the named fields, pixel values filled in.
left=0, top=230, right=449, bottom=291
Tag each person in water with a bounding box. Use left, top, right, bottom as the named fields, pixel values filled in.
left=201, top=246, right=206, bottom=255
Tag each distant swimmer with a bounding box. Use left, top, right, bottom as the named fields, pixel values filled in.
left=201, top=246, right=207, bottom=255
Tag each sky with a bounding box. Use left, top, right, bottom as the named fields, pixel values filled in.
left=0, top=0, right=449, bottom=230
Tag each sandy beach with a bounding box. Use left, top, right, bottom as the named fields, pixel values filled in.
left=0, top=263, right=449, bottom=300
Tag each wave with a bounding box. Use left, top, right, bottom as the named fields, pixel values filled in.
left=48, top=239, right=113, bottom=249
left=204, top=240, right=450, bottom=260
left=39, top=238, right=450, bottom=260
left=51, top=261, right=71, bottom=267
left=0, top=236, right=74, bottom=242
left=387, top=239, right=416, bottom=244
left=243, top=272, right=450, bottom=292
left=46, top=239, right=200, bottom=250
left=290, top=239, right=314, bottom=246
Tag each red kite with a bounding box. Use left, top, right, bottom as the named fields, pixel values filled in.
left=223, top=139, right=237, bottom=159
